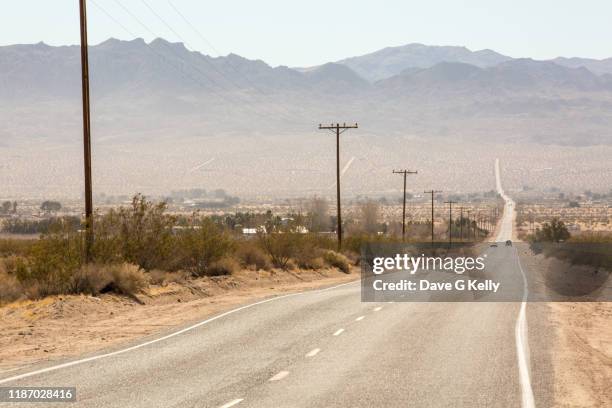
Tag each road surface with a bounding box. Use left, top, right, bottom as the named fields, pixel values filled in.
left=0, top=161, right=554, bottom=407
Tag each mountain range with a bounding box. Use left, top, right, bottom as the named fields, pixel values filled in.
left=4, top=39, right=612, bottom=97
left=328, top=43, right=612, bottom=82
left=1, top=39, right=612, bottom=198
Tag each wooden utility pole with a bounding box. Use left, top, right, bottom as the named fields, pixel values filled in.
left=318, top=123, right=358, bottom=250
left=444, top=200, right=458, bottom=246
left=459, top=206, right=465, bottom=241
left=79, top=0, right=94, bottom=261
left=393, top=169, right=417, bottom=241
left=424, top=190, right=442, bottom=245
left=466, top=209, right=471, bottom=242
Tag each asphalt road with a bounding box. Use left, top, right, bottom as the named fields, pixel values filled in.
left=0, top=162, right=554, bottom=407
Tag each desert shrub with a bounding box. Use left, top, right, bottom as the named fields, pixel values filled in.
left=236, top=242, right=271, bottom=270
left=534, top=218, right=571, bottom=243
left=297, top=256, right=325, bottom=270
left=293, top=237, right=324, bottom=269
left=258, top=232, right=302, bottom=269
left=71, top=263, right=114, bottom=294
left=207, top=257, right=240, bottom=276
left=0, top=262, right=24, bottom=303
left=15, top=226, right=84, bottom=297
left=323, top=251, right=350, bottom=273
left=177, top=218, right=235, bottom=276
left=72, top=263, right=146, bottom=296
left=109, top=263, right=147, bottom=295
left=94, top=195, right=177, bottom=271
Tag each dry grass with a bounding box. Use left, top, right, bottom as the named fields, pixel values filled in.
left=0, top=269, right=23, bottom=304
left=236, top=242, right=271, bottom=271
left=148, top=269, right=189, bottom=286
left=56, top=263, right=147, bottom=297
left=207, top=257, right=240, bottom=276
left=323, top=251, right=351, bottom=273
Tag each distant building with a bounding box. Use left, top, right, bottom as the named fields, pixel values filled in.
left=242, top=226, right=267, bottom=235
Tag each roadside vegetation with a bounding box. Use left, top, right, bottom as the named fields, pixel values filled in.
left=0, top=194, right=501, bottom=305
left=521, top=216, right=612, bottom=270
left=0, top=195, right=358, bottom=304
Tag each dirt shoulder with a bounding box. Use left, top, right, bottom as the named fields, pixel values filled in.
left=0, top=267, right=357, bottom=373
left=549, top=302, right=612, bottom=407
left=519, top=248, right=612, bottom=407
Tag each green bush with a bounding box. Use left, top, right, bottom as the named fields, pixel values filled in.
left=96, top=195, right=177, bottom=271
left=15, top=226, right=84, bottom=297
left=258, top=232, right=302, bottom=269
left=177, top=218, right=235, bottom=276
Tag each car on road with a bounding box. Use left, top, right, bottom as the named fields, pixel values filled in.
left=505, top=240, right=512, bottom=246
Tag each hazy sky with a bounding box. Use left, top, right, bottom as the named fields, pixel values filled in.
left=2, top=0, right=612, bottom=67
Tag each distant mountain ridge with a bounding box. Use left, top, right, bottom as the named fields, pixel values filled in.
left=1, top=38, right=612, bottom=148
left=334, top=43, right=512, bottom=81
left=1, top=38, right=612, bottom=199
left=310, top=42, right=612, bottom=82
left=3, top=38, right=611, bottom=99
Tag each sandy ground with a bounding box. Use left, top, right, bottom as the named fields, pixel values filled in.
left=548, top=302, right=612, bottom=407
left=0, top=267, right=357, bottom=373
left=519, top=248, right=612, bottom=407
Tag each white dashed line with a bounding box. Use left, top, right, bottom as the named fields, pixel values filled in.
left=306, top=348, right=321, bottom=357
left=219, top=398, right=244, bottom=408
left=269, top=371, right=290, bottom=382
left=333, top=329, right=345, bottom=336
left=0, top=280, right=358, bottom=386
left=355, top=316, right=365, bottom=321
left=373, top=306, right=383, bottom=312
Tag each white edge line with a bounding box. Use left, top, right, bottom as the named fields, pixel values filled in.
left=373, top=306, right=382, bottom=312
left=219, top=398, right=244, bottom=408
left=333, top=329, right=345, bottom=336
left=355, top=316, right=365, bottom=321
left=305, top=348, right=321, bottom=357
left=0, top=280, right=358, bottom=385
left=515, top=248, right=536, bottom=408
left=497, top=157, right=535, bottom=408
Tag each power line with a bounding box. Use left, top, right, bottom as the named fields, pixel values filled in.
left=139, top=0, right=307, bottom=125
left=166, top=0, right=302, bottom=114
left=96, top=0, right=296, bottom=124
left=91, top=0, right=259, bottom=114
left=319, top=123, right=358, bottom=250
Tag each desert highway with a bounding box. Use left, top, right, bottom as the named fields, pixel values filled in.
left=0, top=163, right=554, bottom=408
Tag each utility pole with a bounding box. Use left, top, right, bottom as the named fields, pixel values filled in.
left=444, top=200, right=458, bottom=246
left=79, top=0, right=93, bottom=262
left=459, top=206, right=464, bottom=241
left=393, top=169, right=417, bottom=241
left=424, top=190, right=442, bottom=245
left=319, top=123, right=358, bottom=250
left=466, top=210, right=471, bottom=242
